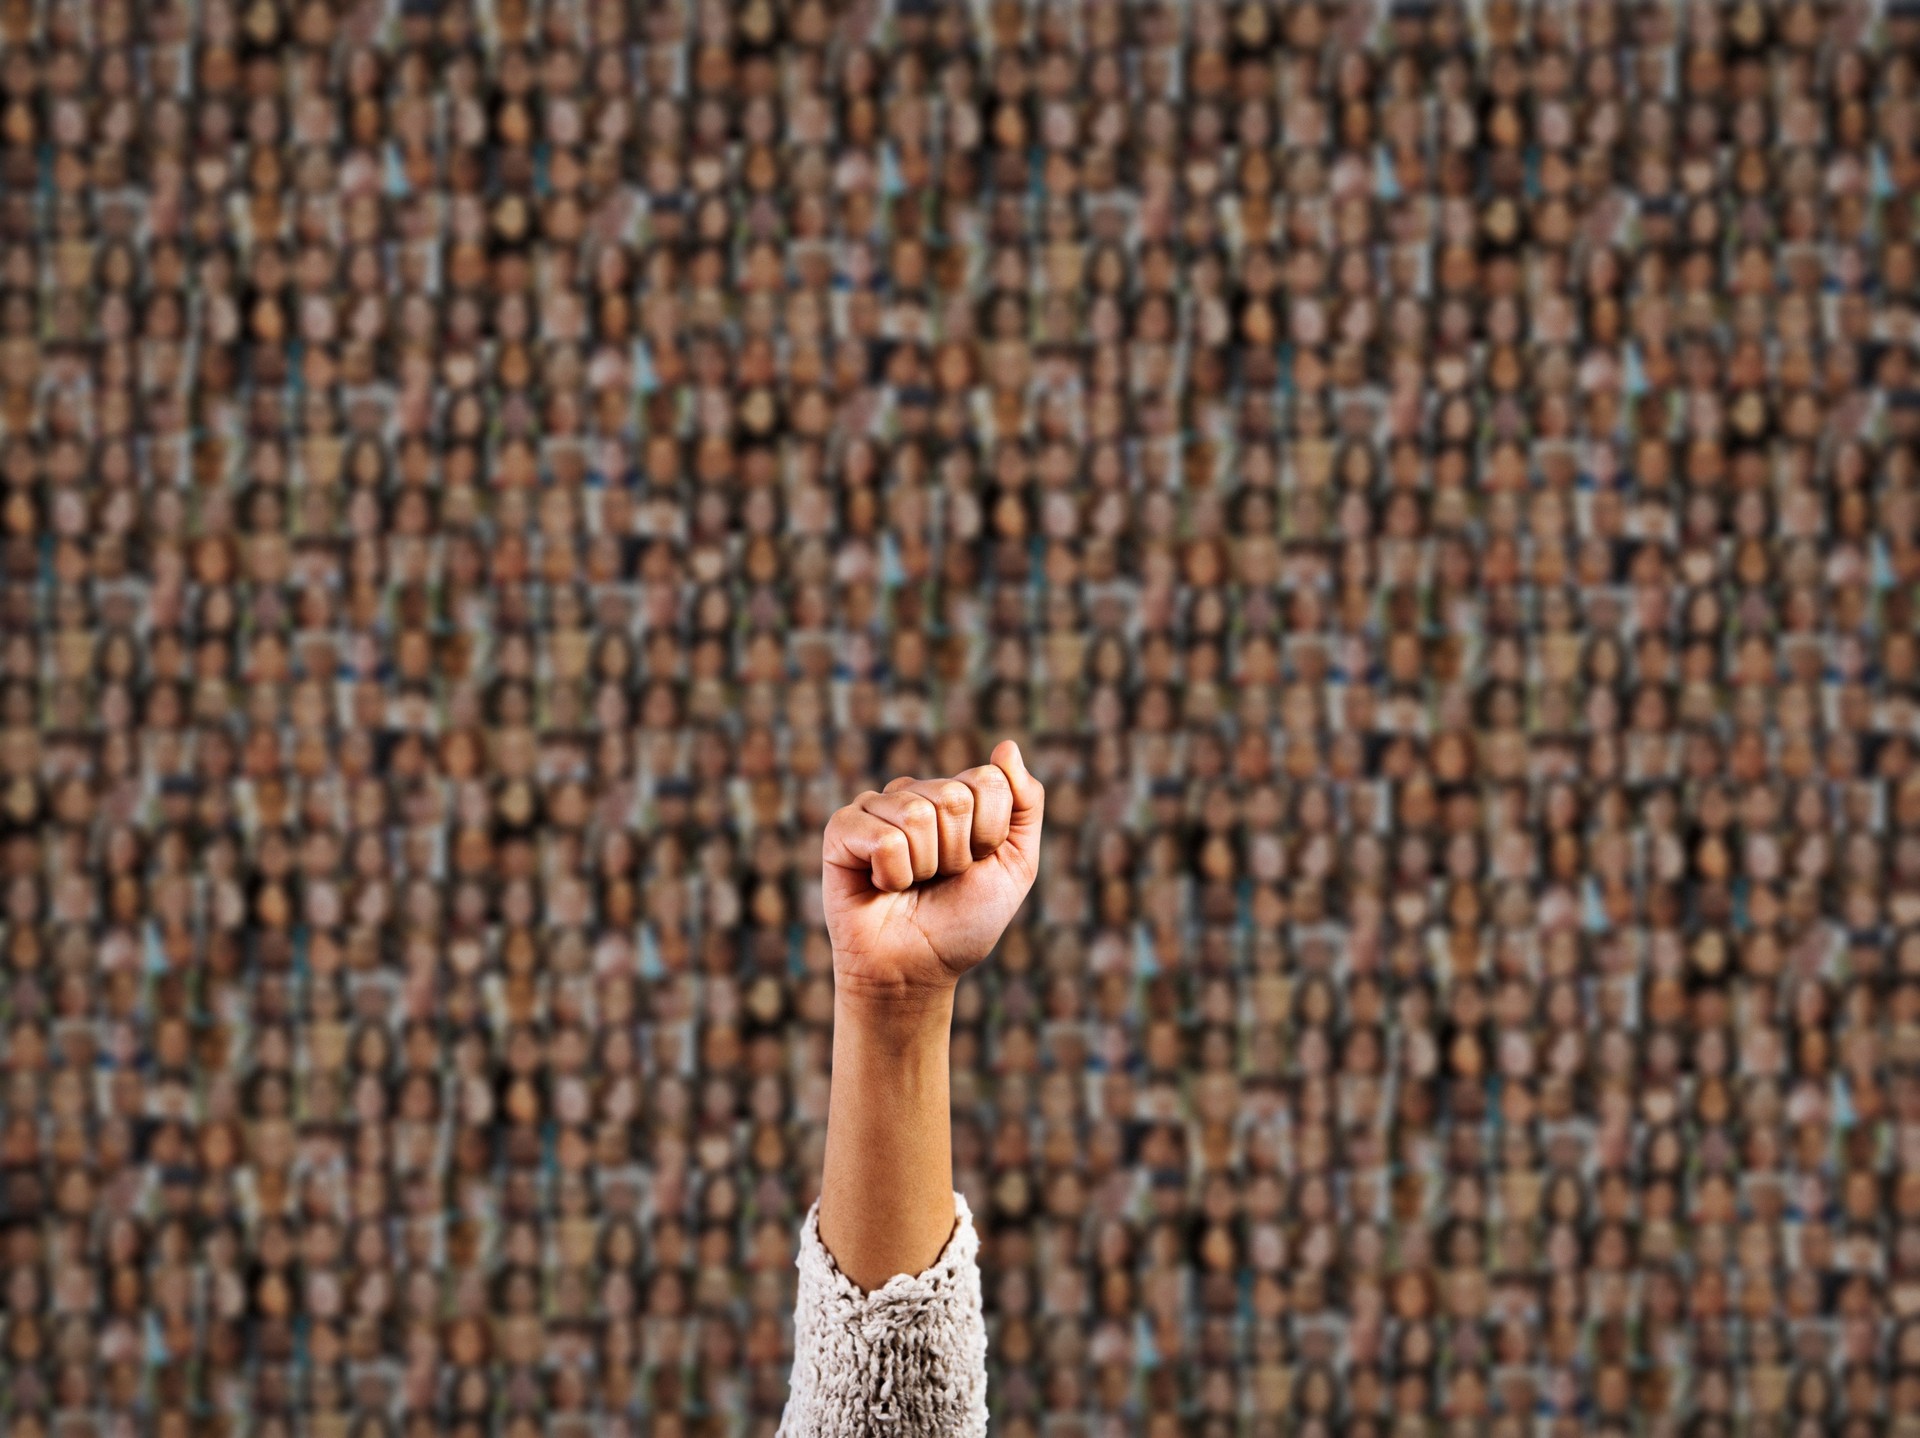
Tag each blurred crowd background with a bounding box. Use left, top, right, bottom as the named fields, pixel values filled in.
left=4, top=0, right=1920, bottom=1435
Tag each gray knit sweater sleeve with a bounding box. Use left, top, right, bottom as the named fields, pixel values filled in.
left=778, top=1193, right=989, bottom=1437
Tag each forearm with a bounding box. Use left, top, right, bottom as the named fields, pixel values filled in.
left=782, top=980, right=987, bottom=1436
left=786, top=746, right=1033, bottom=1434
left=817, top=983, right=958, bottom=1292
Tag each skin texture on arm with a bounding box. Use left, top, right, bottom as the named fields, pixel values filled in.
left=819, top=986, right=963, bottom=1291
left=816, top=739, right=1045, bottom=1291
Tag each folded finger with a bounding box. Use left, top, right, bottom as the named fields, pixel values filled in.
left=858, top=790, right=939, bottom=883
left=894, top=778, right=977, bottom=876
left=954, top=764, right=1013, bottom=857
left=822, top=801, right=917, bottom=893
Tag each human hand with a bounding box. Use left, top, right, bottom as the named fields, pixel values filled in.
left=822, top=740, right=1045, bottom=1009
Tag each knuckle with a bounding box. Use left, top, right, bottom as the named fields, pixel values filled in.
left=937, top=781, right=973, bottom=816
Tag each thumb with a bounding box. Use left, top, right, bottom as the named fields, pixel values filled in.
left=990, top=739, right=1045, bottom=864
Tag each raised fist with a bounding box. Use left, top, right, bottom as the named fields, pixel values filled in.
left=822, top=740, right=1045, bottom=1002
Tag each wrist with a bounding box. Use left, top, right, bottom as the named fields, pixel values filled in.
left=833, top=972, right=957, bottom=1054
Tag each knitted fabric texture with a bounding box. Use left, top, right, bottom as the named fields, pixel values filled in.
left=778, top=1193, right=989, bottom=1436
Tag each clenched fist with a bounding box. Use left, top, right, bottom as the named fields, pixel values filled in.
left=823, top=740, right=1045, bottom=1003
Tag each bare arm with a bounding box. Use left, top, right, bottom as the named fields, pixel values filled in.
left=819, top=987, right=962, bottom=1289
left=814, top=739, right=1044, bottom=1288
left=779, top=743, right=1041, bottom=1437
